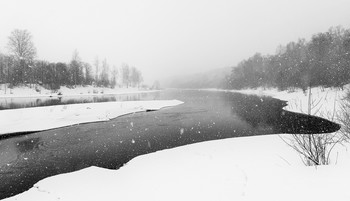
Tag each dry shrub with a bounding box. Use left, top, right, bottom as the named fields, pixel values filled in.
left=280, top=87, right=346, bottom=166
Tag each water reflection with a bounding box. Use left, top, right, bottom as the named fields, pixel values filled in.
left=0, top=92, right=159, bottom=110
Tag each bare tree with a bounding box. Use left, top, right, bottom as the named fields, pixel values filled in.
left=130, top=66, right=143, bottom=87
left=152, top=80, right=161, bottom=90
left=7, top=29, right=36, bottom=61
left=0, top=53, right=5, bottom=83
left=94, top=56, right=99, bottom=86
left=83, top=62, right=93, bottom=85
left=7, top=29, right=37, bottom=84
left=122, top=63, right=130, bottom=88
left=99, top=58, right=110, bottom=87
left=111, top=65, right=118, bottom=88
left=339, top=93, right=350, bottom=141
left=69, top=50, right=83, bottom=87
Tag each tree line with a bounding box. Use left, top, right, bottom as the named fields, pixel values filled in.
left=226, top=26, right=350, bottom=90
left=0, top=29, right=143, bottom=90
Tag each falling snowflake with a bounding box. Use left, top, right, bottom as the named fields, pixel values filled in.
left=180, top=128, right=185, bottom=135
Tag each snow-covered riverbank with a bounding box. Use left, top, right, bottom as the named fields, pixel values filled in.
left=0, top=100, right=183, bottom=135
left=4, top=87, right=350, bottom=201
left=5, top=134, right=350, bottom=201
left=0, top=84, right=158, bottom=98
left=203, top=85, right=350, bottom=122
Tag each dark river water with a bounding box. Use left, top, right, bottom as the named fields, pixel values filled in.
left=0, top=90, right=340, bottom=199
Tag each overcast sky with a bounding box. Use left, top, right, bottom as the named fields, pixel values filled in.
left=0, top=0, right=349, bottom=84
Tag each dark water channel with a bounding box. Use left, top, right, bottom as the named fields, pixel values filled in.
left=0, top=90, right=340, bottom=199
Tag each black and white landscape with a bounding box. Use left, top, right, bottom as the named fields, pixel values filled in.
left=1, top=0, right=350, bottom=201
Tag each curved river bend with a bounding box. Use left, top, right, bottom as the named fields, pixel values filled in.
left=0, top=90, right=340, bottom=199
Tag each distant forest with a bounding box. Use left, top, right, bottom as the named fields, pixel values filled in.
left=0, top=29, right=143, bottom=90
left=225, top=26, right=350, bottom=90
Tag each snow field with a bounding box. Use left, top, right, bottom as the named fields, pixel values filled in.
left=0, top=100, right=183, bottom=135
left=6, top=135, right=350, bottom=201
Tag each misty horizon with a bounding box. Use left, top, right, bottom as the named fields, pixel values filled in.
left=1, top=0, right=350, bottom=84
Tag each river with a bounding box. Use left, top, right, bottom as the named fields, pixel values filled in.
left=0, top=89, right=340, bottom=199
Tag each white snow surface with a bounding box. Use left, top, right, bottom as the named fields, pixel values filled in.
left=5, top=86, right=350, bottom=201
left=0, top=100, right=183, bottom=135
left=0, top=84, right=158, bottom=98
left=6, top=135, right=350, bottom=201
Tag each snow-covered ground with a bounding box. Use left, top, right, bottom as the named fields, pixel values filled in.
left=0, top=100, right=183, bottom=135
left=5, top=135, right=350, bottom=201
left=0, top=84, right=158, bottom=98
left=235, top=86, right=348, bottom=119
left=4, top=86, right=350, bottom=201
left=203, top=85, right=350, bottom=122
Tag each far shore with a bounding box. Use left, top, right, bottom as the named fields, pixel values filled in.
left=0, top=84, right=160, bottom=98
